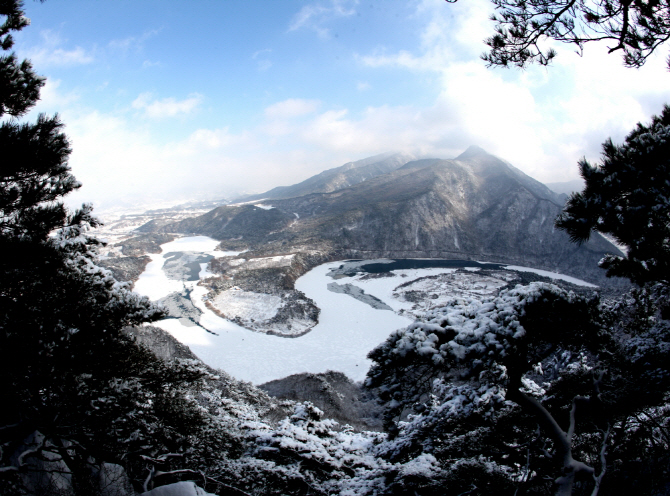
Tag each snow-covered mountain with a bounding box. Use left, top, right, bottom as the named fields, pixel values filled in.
left=140, top=146, right=624, bottom=287
left=545, top=178, right=585, bottom=196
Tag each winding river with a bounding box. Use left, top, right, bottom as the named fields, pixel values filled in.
left=133, top=236, right=413, bottom=384
left=132, top=236, right=596, bottom=384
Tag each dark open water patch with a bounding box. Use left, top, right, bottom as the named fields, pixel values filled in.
left=362, top=259, right=505, bottom=273
left=330, top=259, right=506, bottom=278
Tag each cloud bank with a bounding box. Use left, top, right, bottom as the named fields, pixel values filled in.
left=26, top=0, right=670, bottom=212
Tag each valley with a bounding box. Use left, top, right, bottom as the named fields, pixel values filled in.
left=100, top=227, right=601, bottom=384
left=94, top=147, right=625, bottom=385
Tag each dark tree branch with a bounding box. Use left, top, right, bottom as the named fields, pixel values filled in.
left=455, top=0, right=670, bottom=68
left=507, top=370, right=595, bottom=496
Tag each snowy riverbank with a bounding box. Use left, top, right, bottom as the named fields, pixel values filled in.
left=132, top=236, right=598, bottom=384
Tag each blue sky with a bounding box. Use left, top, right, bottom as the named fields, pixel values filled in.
left=13, top=0, right=670, bottom=210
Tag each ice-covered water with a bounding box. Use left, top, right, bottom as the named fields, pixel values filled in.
left=133, top=236, right=226, bottom=300
left=132, top=236, right=598, bottom=384
left=132, top=237, right=412, bottom=384
left=502, top=265, right=598, bottom=288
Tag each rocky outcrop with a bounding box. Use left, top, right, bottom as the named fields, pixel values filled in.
left=125, top=325, right=200, bottom=361
left=124, top=324, right=294, bottom=420
left=260, top=371, right=383, bottom=431
left=115, top=233, right=175, bottom=256
left=96, top=234, right=176, bottom=286
left=125, top=325, right=382, bottom=430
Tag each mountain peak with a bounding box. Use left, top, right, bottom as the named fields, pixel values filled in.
left=456, top=145, right=490, bottom=161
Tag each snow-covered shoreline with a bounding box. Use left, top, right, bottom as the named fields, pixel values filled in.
left=131, top=236, right=598, bottom=384
left=132, top=237, right=413, bottom=384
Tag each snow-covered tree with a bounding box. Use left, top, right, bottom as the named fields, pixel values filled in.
left=366, top=281, right=670, bottom=495
left=366, top=283, right=602, bottom=494
left=556, top=106, right=670, bottom=285
left=0, top=3, right=224, bottom=494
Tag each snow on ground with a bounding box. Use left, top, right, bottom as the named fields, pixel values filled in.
left=237, top=254, right=295, bottom=270
left=330, top=268, right=458, bottom=313
left=132, top=236, right=598, bottom=384
left=141, top=481, right=215, bottom=496
left=503, top=265, right=598, bottom=288
left=323, top=268, right=515, bottom=318
left=211, top=290, right=283, bottom=321
left=97, top=244, right=125, bottom=259
left=392, top=271, right=510, bottom=314
left=136, top=265, right=411, bottom=384
left=254, top=204, right=275, bottom=210
left=228, top=198, right=267, bottom=206
left=133, top=237, right=237, bottom=301
left=327, top=282, right=394, bottom=310
left=133, top=237, right=411, bottom=384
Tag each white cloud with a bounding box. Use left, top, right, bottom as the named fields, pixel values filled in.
left=252, top=49, right=273, bottom=71
left=58, top=109, right=250, bottom=209
left=357, top=0, right=484, bottom=71
left=47, top=91, right=547, bottom=211
left=36, top=79, right=80, bottom=109
left=108, top=29, right=161, bottom=53
left=355, top=0, right=670, bottom=183
left=131, top=92, right=203, bottom=118
left=289, top=0, right=358, bottom=38
left=142, top=60, right=162, bottom=69
left=26, top=30, right=94, bottom=67
left=253, top=49, right=272, bottom=58
left=43, top=0, right=670, bottom=210
left=265, top=98, right=321, bottom=119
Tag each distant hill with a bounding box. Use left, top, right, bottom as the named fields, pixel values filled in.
left=233, top=152, right=415, bottom=202
left=140, top=147, right=626, bottom=287
left=545, top=179, right=585, bottom=196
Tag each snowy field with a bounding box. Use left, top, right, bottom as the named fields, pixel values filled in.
left=136, top=259, right=413, bottom=384
left=132, top=236, right=597, bottom=384
left=132, top=236, right=413, bottom=383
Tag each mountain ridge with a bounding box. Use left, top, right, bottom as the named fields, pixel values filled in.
left=234, top=151, right=416, bottom=203
left=139, top=147, right=625, bottom=287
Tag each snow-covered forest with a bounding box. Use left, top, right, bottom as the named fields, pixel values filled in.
left=2, top=0, right=670, bottom=494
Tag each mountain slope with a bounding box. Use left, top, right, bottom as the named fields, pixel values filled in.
left=143, top=147, right=625, bottom=286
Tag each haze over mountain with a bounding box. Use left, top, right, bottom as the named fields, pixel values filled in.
left=545, top=179, right=586, bottom=196
left=140, top=147, right=624, bottom=286
left=236, top=152, right=417, bottom=203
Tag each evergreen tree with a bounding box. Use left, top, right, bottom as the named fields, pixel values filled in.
left=556, top=106, right=670, bottom=285
left=366, top=280, right=670, bottom=495
left=0, top=2, right=214, bottom=493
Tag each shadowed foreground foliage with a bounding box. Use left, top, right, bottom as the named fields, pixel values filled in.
left=2, top=0, right=670, bottom=494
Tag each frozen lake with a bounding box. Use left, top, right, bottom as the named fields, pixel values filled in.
left=133, top=236, right=413, bottom=384
left=132, top=236, right=596, bottom=384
